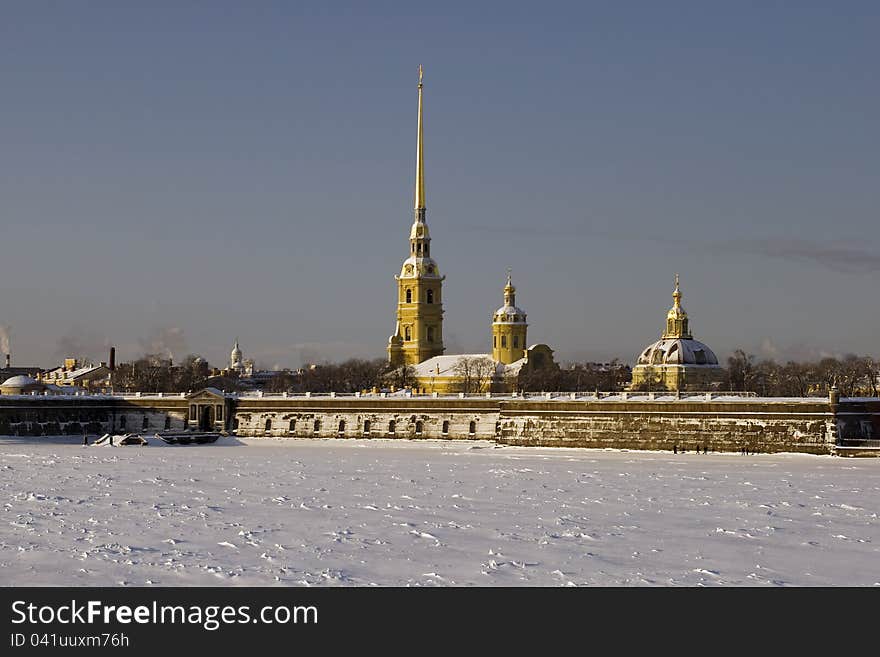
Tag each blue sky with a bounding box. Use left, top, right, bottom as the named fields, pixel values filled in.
left=1, top=1, right=878, bottom=368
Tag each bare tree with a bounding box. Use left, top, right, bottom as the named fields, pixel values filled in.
left=724, top=351, right=880, bottom=398
left=864, top=357, right=879, bottom=397
left=452, top=356, right=496, bottom=394
left=383, top=363, right=417, bottom=391
left=727, top=349, right=755, bottom=392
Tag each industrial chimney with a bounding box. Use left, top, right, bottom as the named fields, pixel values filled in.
left=4, top=354, right=9, bottom=369
left=109, top=346, right=116, bottom=371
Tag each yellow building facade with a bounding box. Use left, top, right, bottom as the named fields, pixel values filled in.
left=388, top=66, right=445, bottom=367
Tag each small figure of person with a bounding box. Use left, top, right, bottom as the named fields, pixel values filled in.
left=673, top=444, right=677, bottom=454
left=82, top=435, right=88, bottom=446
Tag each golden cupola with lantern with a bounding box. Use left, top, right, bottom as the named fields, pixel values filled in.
left=492, top=271, right=528, bottom=365
left=631, top=275, right=724, bottom=391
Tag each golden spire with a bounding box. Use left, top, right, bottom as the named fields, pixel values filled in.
left=504, top=268, right=516, bottom=305
left=414, top=64, right=425, bottom=212
left=663, top=273, right=691, bottom=338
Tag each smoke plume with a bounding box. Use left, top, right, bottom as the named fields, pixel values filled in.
left=0, top=325, right=10, bottom=355
left=55, top=328, right=112, bottom=362
left=138, top=327, right=188, bottom=361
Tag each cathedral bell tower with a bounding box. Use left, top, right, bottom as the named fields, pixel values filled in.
left=492, top=270, right=528, bottom=365
left=388, top=66, right=445, bottom=367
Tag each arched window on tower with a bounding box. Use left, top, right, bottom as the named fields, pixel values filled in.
left=513, top=335, right=519, bottom=348
left=501, top=335, right=507, bottom=348
left=493, top=335, right=497, bottom=348
left=427, top=326, right=434, bottom=343
left=405, top=326, right=412, bottom=341
left=667, top=319, right=674, bottom=334
left=424, top=244, right=429, bottom=256
left=417, top=244, right=422, bottom=254
left=426, top=289, right=434, bottom=304
left=405, top=289, right=412, bottom=303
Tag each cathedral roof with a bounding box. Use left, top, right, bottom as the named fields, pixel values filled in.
left=637, top=338, right=719, bottom=367
left=411, top=354, right=523, bottom=379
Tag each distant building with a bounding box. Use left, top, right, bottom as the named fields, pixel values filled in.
left=0, top=375, right=47, bottom=395
left=630, top=275, right=724, bottom=391
left=39, top=358, right=111, bottom=391
left=228, top=338, right=254, bottom=377
left=0, top=352, right=42, bottom=382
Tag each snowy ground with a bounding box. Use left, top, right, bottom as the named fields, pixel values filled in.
left=1, top=436, right=878, bottom=586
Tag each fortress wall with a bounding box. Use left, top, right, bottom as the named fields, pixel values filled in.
left=1, top=392, right=876, bottom=456
left=233, top=397, right=501, bottom=440
left=496, top=400, right=835, bottom=454
left=0, top=395, right=188, bottom=436
left=115, top=396, right=190, bottom=433
left=0, top=397, right=116, bottom=436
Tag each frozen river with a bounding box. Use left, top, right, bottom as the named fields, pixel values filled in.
left=1, top=436, right=878, bottom=586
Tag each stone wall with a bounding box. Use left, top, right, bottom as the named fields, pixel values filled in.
left=496, top=399, right=835, bottom=454
left=0, top=394, right=189, bottom=436
left=114, top=396, right=189, bottom=433
left=233, top=396, right=500, bottom=440
left=1, top=390, right=877, bottom=457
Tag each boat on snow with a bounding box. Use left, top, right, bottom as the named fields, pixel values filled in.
left=153, top=431, right=224, bottom=445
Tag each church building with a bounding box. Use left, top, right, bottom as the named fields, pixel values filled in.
left=387, top=68, right=555, bottom=393
left=630, top=275, right=724, bottom=391
left=387, top=66, right=445, bottom=368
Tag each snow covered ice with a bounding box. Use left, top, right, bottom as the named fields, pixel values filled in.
left=1, top=437, right=878, bottom=586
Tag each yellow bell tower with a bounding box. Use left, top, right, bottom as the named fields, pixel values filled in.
left=388, top=66, right=445, bottom=367
left=492, top=270, right=528, bottom=364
